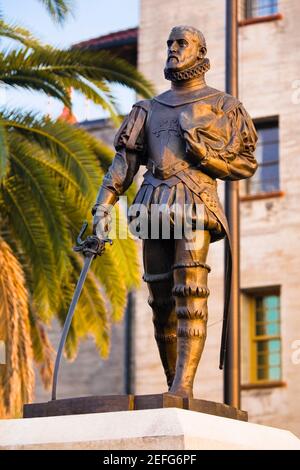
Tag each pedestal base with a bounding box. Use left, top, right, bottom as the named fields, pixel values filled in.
left=23, top=393, right=247, bottom=422
left=2, top=408, right=300, bottom=450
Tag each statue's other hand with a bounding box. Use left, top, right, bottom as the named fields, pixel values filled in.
left=184, top=130, right=207, bottom=160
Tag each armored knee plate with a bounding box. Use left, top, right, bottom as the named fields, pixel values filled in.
left=144, top=271, right=176, bottom=340
left=148, top=296, right=177, bottom=344
left=172, top=262, right=210, bottom=338
left=168, top=262, right=211, bottom=397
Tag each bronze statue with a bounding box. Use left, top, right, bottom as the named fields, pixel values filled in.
left=92, top=25, right=258, bottom=398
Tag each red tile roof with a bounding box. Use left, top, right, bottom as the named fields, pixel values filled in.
left=75, top=27, right=138, bottom=49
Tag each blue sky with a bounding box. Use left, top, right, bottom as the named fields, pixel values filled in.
left=2, top=0, right=140, bottom=120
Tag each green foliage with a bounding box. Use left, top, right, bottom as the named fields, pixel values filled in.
left=0, top=119, right=9, bottom=179
left=0, top=19, right=44, bottom=49
left=37, top=0, right=74, bottom=24
left=0, top=0, right=154, bottom=417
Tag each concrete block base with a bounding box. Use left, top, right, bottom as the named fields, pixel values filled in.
left=1, top=408, right=300, bottom=450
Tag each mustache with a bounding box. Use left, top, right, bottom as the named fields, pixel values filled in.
left=167, top=54, right=179, bottom=61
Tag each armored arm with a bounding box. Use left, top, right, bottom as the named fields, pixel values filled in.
left=93, top=102, right=148, bottom=210
left=93, top=148, right=141, bottom=210
left=92, top=102, right=149, bottom=236
left=183, top=103, right=258, bottom=181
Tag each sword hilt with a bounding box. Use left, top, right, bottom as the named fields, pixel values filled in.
left=73, top=221, right=112, bottom=257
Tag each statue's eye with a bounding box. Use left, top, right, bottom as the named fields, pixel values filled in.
left=178, top=39, right=188, bottom=47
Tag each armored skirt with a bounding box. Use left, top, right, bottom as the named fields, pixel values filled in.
left=129, top=172, right=224, bottom=243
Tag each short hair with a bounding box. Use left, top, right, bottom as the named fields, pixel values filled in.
left=170, top=25, right=207, bottom=51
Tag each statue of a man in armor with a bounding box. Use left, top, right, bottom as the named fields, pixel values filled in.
left=92, top=26, right=258, bottom=398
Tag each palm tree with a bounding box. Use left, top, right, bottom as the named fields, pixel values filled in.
left=0, top=1, right=154, bottom=417
left=34, top=0, right=75, bottom=24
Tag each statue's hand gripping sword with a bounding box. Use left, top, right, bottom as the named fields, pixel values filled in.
left=51, top=222, right=112, bottom=401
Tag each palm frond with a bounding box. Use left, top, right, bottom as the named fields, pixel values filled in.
left=3, top=111, right=103, bottom=201
left=56, top=270, right=78, bottom=360
left=29, top=308, right=54, bottom=390
left=62, top=197, right=132, bottom=323
left=57, top=253, right=110, bottom=360
left=0, top=237, right=34, bottom=418
left=0, top=19, right=43, bottom=49
left=115, top=229, right=140, bottom=290
left=1, top=71, right=71, bottom=107
left=91, top=246, right=128, bottom=322
left=71, top=253, right=110, bottom=358
left=1, top=177, right=60, bottom=320
left=0, top=46, right=154, bottom=122
left=7, top=47, right=155, bottom=99
left=108, top=207, right=141, bottom=292
left=8, top=135, right=71, bottom=277
left=75, top=125, right=114, bottom=171
left=37, top=0, right=74, bottom=24
left=0, top=118, right=9, bottom=179
left=56, top=76, right=121, bottom=126
left=9, top=136, right=83, bottom=195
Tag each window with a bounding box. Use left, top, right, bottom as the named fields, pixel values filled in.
left=246, top=118, right=279, bottom=195
left=249, top=292, right=282, bottom=383
left=244, top=0, right=279, bottom=19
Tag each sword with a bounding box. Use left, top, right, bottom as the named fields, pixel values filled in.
left=51, top=221, right=112, bottom=401
left=219, top=238, right=232, bottom=370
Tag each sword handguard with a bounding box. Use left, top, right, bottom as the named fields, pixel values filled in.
left=73, top=221, right=112, bottom=257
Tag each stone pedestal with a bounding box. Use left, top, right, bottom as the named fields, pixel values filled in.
left=23, top=393, right=247, bottom=421
left=1, top=408, right=300, bottom=450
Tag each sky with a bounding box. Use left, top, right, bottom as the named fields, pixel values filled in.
left=2, top=0, right=140, bottom=121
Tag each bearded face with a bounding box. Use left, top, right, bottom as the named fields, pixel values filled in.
left=165, top=30, right=204, bottom=74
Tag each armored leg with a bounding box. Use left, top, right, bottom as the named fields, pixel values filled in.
left=146, top=276, right=177, bottom=388
left=143, top=239, right=177, bottom=390
left=169, top=231, right=211, bottom=398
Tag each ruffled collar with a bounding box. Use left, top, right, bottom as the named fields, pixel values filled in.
left=164, top=58, right=210, bottom=82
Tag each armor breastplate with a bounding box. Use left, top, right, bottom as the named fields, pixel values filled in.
left=146, top=101, right=187, bottom=174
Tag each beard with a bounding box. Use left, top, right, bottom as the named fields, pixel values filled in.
left=164, top=57, right=210, bottom=82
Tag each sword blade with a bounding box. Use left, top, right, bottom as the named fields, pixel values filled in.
left=51, top=255, right=94, bottom=400
left=219, top=241, right=232, bottom=370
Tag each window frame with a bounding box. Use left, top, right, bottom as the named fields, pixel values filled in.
left=239, top=0, right=282, bottom=26
left=248, top=289, right=282, bottom=385
left=244, top=0, right=279, bottom=20
left=245, top=116, right=280, bottom=197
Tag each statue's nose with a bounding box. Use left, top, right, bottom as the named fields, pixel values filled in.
left=169, top=42, right=178, bottom=53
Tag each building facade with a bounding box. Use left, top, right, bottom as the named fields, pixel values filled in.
left=135, top=0, right=300, bottom=436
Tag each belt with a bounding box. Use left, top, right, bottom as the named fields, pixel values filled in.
left=143, top=170, right=180, bottom=188
left=146, top=159, right=190, bottom=179
left=146, top=159, right=216, bottom=187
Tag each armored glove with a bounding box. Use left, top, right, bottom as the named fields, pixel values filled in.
left=92, top=203, right=112, bottom=240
